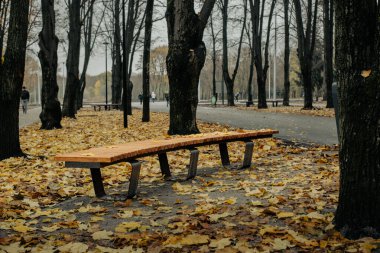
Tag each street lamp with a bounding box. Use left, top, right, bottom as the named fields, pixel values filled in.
left=103, top=42, right=109, bottom=106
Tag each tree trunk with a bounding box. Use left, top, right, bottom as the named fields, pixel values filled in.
left=38, top=0, right=62, bottom=130
left=166, top=0, right=216, bottom=135
left=124, top=0, right=135, bottom=116
left=0, top=0, right=29, bottom=160
left=210, top=14, right=217, bottom=99
left=282, top=0, right=290, bottom=106
left=222, top=0, right=247, bottom=107
left=334, top=0, right=380, bottom=239
left=250, top=0, right=275, bottom=109
left=112, top=0, right=122, bottom=106
left=293, top=0, right=318, bottom=109
left=323, top=0, right=334, bottom=108
left=301, top=62, right=313, bottom=108
left=142, top=0, right=154, bottom=122
left=62, top=0, right=81, bottom=118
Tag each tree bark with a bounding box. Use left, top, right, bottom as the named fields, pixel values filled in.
left=210, top=13, right=217, bottom=99
left=62, top=0, right=81, bottom=118
left=142, top=0, right=154, bottom=122
left=112, top=0, right=122, bottom=106
left=38, top=0, right=62, bottom=130
left=0, top=0, right=29, bottom=160
left=166, top=0, right=216, bottom=135
left=323, top=0, right=334, bottom=108
left=124, top=0, right=136, bottom=116
left=282, top=0, right=290, bottom=106
left=334, top=0, right=380, bottom=239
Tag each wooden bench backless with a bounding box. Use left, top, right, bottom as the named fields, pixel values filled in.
left=55, top=130, right=278, bottom=199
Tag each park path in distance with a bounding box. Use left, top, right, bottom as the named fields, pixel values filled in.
left=19, top=103, right=338, bottom=145
left=132, top=102, right=338, bottom=146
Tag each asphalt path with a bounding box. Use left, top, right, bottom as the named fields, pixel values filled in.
left=19, top=106, right=41, bottom=128
left=132, top=102, right=338, bottom=145
left=18, top=103, right=338, bottom=145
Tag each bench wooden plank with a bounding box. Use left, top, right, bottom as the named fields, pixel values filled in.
left=55, top=130, right=278, bottom=164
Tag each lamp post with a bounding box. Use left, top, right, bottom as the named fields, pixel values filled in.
left=103, top=42, right=109, bottom=106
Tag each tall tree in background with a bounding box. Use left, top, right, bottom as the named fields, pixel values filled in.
left=166, top=0, right=216, bottom=134
left=0, top=0, right=29, bottom=160
left=323, top=0, right=333, bottom=108
left=124, top=0, right=136, bottom=116
left=77, top=0, right=102, bottom=109
left=112, top=0, right=122, bottom=106
left=38, top=0, right=62, bottom=129
left=293, top=0, right=318, bottom=109
left=222, top=0, right=247, bottom=106
left=282, top=0, right=290, bottom=106
left=334, top=0, right=380, bottom=239
left=0, top=0, right=10, bottom=60
left=142, top=0, right=154, bottom=122
left=249, top=0, right=276, bottom=108
left=62, top=0, right=81, bottom=118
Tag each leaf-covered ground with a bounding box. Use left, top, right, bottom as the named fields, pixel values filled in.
left=1, top=109, right=379, bottom=252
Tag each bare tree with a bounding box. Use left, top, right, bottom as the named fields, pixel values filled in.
left=221, top=0, right=248, bottom=106
left=0, top=0, right=30, bottom=160
left=334, top=0, right=380, bottom=239
left=142, top=0, right=154, bottom=122
left=166, top=0, right=216, bottom=134
left=323, top=0, right=333, bottom=108
left=293, top=0, right=319, bottom=109
left=249, top=0, right=276, bottom=109
left=38, top=0, right=62, bottom=129
left=282, top=0, right=290, bottom=106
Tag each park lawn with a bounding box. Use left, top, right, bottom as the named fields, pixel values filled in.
left=0, top=109, right=379, bottom=252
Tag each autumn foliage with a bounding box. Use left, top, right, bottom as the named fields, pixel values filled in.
left=0, top=110, right=379, bottom=252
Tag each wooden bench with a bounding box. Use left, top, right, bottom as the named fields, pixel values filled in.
left=92, top=103, right=121, bottom=111
left=54, top=130, right=278, bottom=199
left=267, top=100, right=281, bottom=107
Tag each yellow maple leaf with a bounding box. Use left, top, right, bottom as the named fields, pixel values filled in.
left=58, top=242, right=88, bottom=253
left=180, top=234, right=209, bottom=245
left=209, top=238, right=231, bottom=249
left=277, top=212, right=295, bottom=219
left=12, top=224, right=34, bottom=233
left=41, top=225, right=60, bottom=232
left=307, top=212, right=325, bottom=220
left=92, top=230, right=113, bottom=240
left=272, top=238, right=292, bottom=251
left=361, top=69, right=372, bottom=78
left=115, top=221, right=141, bottom=233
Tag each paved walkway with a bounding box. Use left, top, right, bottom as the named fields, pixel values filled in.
left=132, top=102, right=338, bottom=145
left=19, top=103, right=338, bottom=145
left=19, top=106, right=40, bottom=128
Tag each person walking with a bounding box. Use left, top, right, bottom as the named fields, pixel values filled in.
left=151, top=91, right=156, bottom=103
left=21, top=86, right=30, bottom=114
left=138, top=93, right=143, bottom=105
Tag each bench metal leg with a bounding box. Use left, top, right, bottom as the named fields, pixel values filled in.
left=90, top=168, right=106, bottom=197
left=219, top=142, right=230, bottom=166
left=127, top=160, right=141, bottom=199
left=242, top=141, right=254, bottom=169
left=158, top=153, right=172, bottom=178
left=187, top=148, right=199, bottom=180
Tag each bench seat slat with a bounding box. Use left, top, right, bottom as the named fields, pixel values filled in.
left=54, top=130, right=278, bottom=164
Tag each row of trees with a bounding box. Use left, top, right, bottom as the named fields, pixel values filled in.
left=0, top=0, right=379, bottom=239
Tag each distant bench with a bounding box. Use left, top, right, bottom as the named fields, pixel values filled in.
left=55, top=130, right=278, bottom=199
left=267, top=100, right=281, bottom=107
left=91, top=103, right=121, bottom=111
